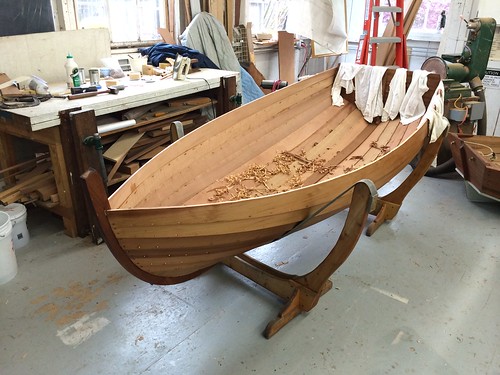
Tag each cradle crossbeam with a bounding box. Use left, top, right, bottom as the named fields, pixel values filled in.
left=223, top=180, right=377, bottom=338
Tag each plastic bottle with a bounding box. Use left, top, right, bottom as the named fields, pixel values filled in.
left=71, top=67, right=81, bottom=88
left=65, top=53, right=79, bottom=88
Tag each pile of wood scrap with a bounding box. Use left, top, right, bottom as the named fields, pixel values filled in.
left=99, top=96, right=212, bottom=186
left=0, top=153, right=58, bottom=206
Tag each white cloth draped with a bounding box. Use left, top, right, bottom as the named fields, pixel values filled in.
left=331, top=63, right=363, bottom=106
left=418, top=81, right=450, bottom=143
left=399, top=70, right=431, bottom=125
left=331, top=63, right=448, bottom=143
left=382, top=68, right=407, bottom=122
left=331, top=63, right=387, bottom=123
left=354, top=65, right=388, bottom=123
left=287, top=0, right=348, bottom=55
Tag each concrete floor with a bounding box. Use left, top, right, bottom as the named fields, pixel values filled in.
left=1, top=166, right=499, bottom=375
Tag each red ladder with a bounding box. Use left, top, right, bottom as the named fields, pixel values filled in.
left=355, top=0, right=406, bottom=67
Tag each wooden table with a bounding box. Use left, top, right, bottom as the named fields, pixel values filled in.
left=0, top=69, right=238, bottom=237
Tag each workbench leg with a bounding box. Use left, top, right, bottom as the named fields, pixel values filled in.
left=222, top=75, right=238, bottom=114
left=215, top=76, right=238, bottom=116
left=58, top=108, right=93, bottom=238
left=49, top=142, right=78, bottom=237
left=0, top=133, right=18, bottom=186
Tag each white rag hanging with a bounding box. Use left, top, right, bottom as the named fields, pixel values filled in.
left=399, top=70, right=430, bottom=125
left=331, top=63, right=363, bottom=106
left=382, top=68, right=407, bottom=122
left=418, top=81, right=450, bottom=143
left=354, top=65, right=388, bottom=123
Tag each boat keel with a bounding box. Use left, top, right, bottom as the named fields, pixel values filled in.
left=223, top=180, right=377, bottom=338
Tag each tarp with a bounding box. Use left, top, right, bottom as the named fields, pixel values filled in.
left=287, top=0, right=348, bottom=55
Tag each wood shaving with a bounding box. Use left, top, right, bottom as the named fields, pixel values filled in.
left=371, top=141, right=391, bottom=154
left=207, top=150, right=339, bottom=202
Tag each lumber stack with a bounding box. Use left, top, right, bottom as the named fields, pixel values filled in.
left=161, top=0, right=237, bottom=44
left=99, top=96, right=212, bottom=186
left=0, top=96, right=214, bottom=207
left=375, top=0, right=423, bottom=67
left=0, top=154, right=59, bottom=207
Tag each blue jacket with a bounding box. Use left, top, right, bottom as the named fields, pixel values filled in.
left=140, top=43, right=219, bottom=69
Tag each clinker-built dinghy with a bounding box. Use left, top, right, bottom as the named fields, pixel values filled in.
left=83, top=65, right=446, bottom=337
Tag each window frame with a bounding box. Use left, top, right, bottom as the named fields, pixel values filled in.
left=58, top=0, right=167, bottom=48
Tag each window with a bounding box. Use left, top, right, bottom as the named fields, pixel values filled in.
left=248, top=0, right=287, bottom=34
left=411, top=0, right=450, bottom=33
left=76, top=0, right=166, bottom=44
left=247, top=0, right=451, bottom=41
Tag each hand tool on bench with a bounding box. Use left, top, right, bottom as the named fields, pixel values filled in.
left=70, top=86, right=98, bottom=94
left=68, top=85, right=123, bottom=100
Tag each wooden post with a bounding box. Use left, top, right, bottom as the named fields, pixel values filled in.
left=58, top=108, right=92, bottom=238
left=59, top=108, right=103, bottom=241
left=69, top=109, right=106, bottom=243
left=221, top=75, right=238, bottom=114
left=183, top=0, right=192, bottom=25
left=225, top=0, right=234, bottom=42
left=0, top=132, right=17, bottom=186
left=278, top=31, right=296, bottom=84
left=234, top=0, right=241, bottom=26
left=209, top=0, right=225, bottom=27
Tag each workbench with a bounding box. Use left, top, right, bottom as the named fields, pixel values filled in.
left=0, top=68, right=239, bottom=238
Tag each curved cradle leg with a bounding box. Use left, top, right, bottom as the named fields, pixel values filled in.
left=366, top=130, right=447, bottom=236
left=223, top=179, right=378, bottom=338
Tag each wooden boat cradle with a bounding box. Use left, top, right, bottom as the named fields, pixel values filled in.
left=82, top=67, right=446, bottom=338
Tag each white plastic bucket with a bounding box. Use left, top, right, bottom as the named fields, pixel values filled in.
left=0, top=211, right=17, bottom=285
left=0, top=203, right=30, bottom=249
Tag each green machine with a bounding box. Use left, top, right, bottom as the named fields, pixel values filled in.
left=420, top=17, right=496, bottom=175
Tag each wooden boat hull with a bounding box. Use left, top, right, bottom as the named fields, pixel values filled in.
left=84, top=67, right=442, bottom=285
left=107, top=125, right=429, bottom=279
left=448, top=133, right=500, bottom=200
